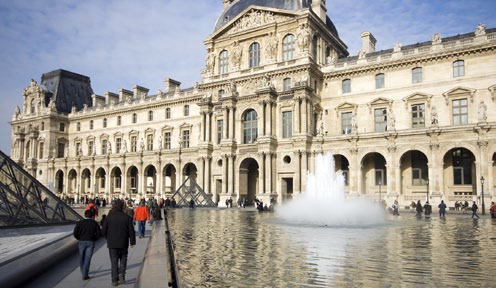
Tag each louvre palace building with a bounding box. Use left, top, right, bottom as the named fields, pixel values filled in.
left=9, top=0, right=496, bottom=208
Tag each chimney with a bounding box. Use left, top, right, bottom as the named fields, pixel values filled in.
left=361, top=31, right=377, bottom=54
left=311, top=0, right=328, bottom=23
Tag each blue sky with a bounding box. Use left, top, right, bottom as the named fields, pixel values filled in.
left=0, top=0, right=495, bottom=154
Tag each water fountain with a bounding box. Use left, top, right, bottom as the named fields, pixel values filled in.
left=277, top=153, right=385, bottom=226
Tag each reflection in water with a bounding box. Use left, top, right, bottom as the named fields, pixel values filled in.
left=167, top=209, right=496, bottom=287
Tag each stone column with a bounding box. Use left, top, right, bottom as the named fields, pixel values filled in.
left=259, top=153, right=265, bottom=194
left=222, top=154, right=228, bottom=194
left=294, top=98, right=301, bottom=134
left=266, top=152, right=273, bottom=194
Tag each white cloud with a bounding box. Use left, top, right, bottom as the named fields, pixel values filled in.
left=0, top=0, right=495, bottom=154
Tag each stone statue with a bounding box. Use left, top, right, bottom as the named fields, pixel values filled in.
left=475, top=24, right=486, bottom=36
left=297, top=24, right=310, bottom=50
left=387, top=108, right=395, bottom=131
left=432, top=33, right=441, bottom=44
left=107, top=141, right=112, bottom=154
left=158, top=135, right=162, bottom=149
left=78, top=146, right=83, bottom=157
left=394, top=42, right=402, bottom=52
left=231, top=41, right=242, bottom=69
left=227, top=80, right=237, bottom=93
left=351, top=113, right=358, bottom=132
left=140, top=138, right=145, bottom=152
left=266, top=31, right=278, bottom=59
left=317, top=115, right=324, bottom=136
left=430, top=106, right=438, bottom=126
left=205, top=48, right=216, bottom=72
left=121, top=140, right=127, bottom=154
left=478, top=101, right=487, bottom=121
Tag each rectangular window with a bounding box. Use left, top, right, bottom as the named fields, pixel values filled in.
left=77, top=122, right=81, bottom=132
left=148, top=111, right=153, bottom=121
left=88, top=141, right=94, bottom=156
left=453, top=60, right=465, bottom=77
left=102, top=139, right=107, bottom=155
left=217, top=120, right=223, bottom=144
left=116, top=138, right=122, bottom=153
left=375, top=74, right=385, bottom=89
left=374, top=108, right=387, bottom=132
left=131, top=136, right=137, bottom=152
left=182, top=130, right=190, bottom=148
left=59, top=123, right=65, bottom=132
left=90, top=120, right=94, bottom=130
left=165, top=108, right=171, bottom=119
left=283, top=78, right=292, bottom=92
left=39, top=142, right=44, bottom=159
left=282, top=111, right=293, bottom=138
left=412, top=67, right=422, bottom=83
left=132, top=113, right=137, bottom=123
left=164, top=132, right=171, bottom=149
left=184, top=105, right=190, bottom=116
left=412, top=104, right=425, bottom=128
left=452, top=99, right=468, bottom=125
left=341, top=112, right=352, bottom=134
left=147, top=134, right=153, bottom=151
left=117, top=116, right=121, bottom=126
left=342, top=79, right=351, bottom=94
left=103, top=118, right=107, bottom=128
left=453, top=149, right=472, bottom=185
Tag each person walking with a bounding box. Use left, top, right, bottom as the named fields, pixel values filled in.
left=438, top=200, right=447, bottom=218
left=85, top=199, right=98, bottom=219
left=471, top=201, right=480, bottom=219
left=424, top=201, right=432, bottom=217
left=133, top=200, right=150, bottom=238
left=415, top=200, right=423, bottom=217
left=102, top=199, right=136, bottom=286
left=490, top=202, right=496, bottom=219
left=73, top=209, right=101, bottom=280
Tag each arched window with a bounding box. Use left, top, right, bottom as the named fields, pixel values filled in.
left=312, top=35, right=318, bottom=60
left=117, top=116, right=121, bottom=126
left=453, top=60, right=465, bottom=77
left=30, top=99, right=35, bottom=114
left=165, top=108, right=171, bottom=119
left=249, top=42, right=260, bottom=68
left=132, top=113, right=137, bottom=123
left=148, top=110, right=153, bottom=121
left=342, top=79, right=351, bottom=94
left=103, top=118, right=107, bottom=128
left=412, top=67, right=422, bottom=83
left=184, top=105, right=190, bottom=116
left=375, top=73, right=385, bottom=89
left=243, top=109, right=258, bottom=144
left=90, top=120, right=94, bottom=130
left=219, top=50, right=229, bottom=74
left=282, top=34, right=295, bottom=61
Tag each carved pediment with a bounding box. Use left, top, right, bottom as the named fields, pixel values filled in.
left=145, top=128, right=155, bottom=134
left=402, top=92, right=433, bottom=108
left=99, top=133, right=110, bottom=140
left=335, top=102, right=358, bottom=116
left=442, top=86, right=476, bottom=105
left=367, top=97, right=393, bottom=113
left=161, top=125, right=174, bottom=132
left=113, top=132, right=123, bottom=138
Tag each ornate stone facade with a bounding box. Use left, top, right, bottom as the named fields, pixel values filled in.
left=9, top=1, right=496, bottom=210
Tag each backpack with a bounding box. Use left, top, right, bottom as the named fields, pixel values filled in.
left=89, top=205, right=96, bottom=217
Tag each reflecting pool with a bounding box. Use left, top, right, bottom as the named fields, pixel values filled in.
left=167, top=209, right=496, bottom=287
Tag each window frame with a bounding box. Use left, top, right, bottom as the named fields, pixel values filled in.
left=453, top=60, right=465, bottom=78
left=375, top=73, right=385, bottom=89
left=282, top=34, right=295, bottom=61
left=219, top=50, right=229, bottom=74
left=249, top=42, right=261, bottom=68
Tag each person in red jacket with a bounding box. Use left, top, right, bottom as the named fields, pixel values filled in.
left=85, top=199, right=98, bottom=219
left=133, top=200, right=150, bottom=238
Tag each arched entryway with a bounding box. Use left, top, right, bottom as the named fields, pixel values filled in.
left=239, top=158, right=259, bottom=205
left=68, top=169, right=77, bottom=199
left=95, top=167, right=106, bottom=198
left=163, top=164, right=177, bottom=196
left=400, top=150, right=429, bottom=201
left=81, top=169, right=91, bottom=198
left=55, top=170, right=64, bottom=195
left=144, top=165, right=157, bottom=197
left=443, top=147, right=476, bottom=203
left=127, top=166, right=139, bottom=196
left=110, top=167, right=122, bottom=198
left=334, top=154, right=350, bottom=188
left=183, top=163, right=198, bottom=182
left=361, top=152, right=387, bottom=201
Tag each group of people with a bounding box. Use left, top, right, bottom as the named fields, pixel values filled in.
left=73, top=195, right=175, bottom=286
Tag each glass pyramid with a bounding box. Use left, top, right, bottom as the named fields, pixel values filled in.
left=171, top=176, right=217, bottom=207
left=0, top=151, right=82, bottom=226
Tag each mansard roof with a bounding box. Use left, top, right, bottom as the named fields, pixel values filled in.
left=40, top=69, right=94, bottom=114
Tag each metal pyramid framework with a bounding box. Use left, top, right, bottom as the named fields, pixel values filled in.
left=171, top=176, right=216, bottom=207
left=0, top=151, right=82, bottom=226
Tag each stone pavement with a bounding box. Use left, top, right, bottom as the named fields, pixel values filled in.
left=0, top=215, right=170, bottom=288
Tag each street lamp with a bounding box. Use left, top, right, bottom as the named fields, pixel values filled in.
left=426, top=178, right=429, bottom=202
left=481, top=176, right=486, bottom=215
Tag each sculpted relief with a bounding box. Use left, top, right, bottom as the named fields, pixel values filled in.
left=229, top=10, right=291, bottom=34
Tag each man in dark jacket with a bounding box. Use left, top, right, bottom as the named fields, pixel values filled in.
left=102, top=199, right=136, bottom=286
left=73, top=209, right=101, bottom=280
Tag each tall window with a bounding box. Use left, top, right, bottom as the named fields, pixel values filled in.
left=182, top=130, right=190, bottom=148
left=116, top=138, right=122, bottom=153
left=282, top=34, right=295, bottom=61
left=88, top=141, right=94, bottom=156
left=342, top=79, right=351, bottom=94
left=453, top=60, right=465, bottom=77
left=117, top=116, right=121, bottom=126
left=283, top=78, right=292, bottom=92
left=147, top=134, right=153, bottom=150
left=411, top=151, right=428, bottom=185
left=165, top=108, right=171, bottom=119
left=375, top=73, right=385, bottom=89
left=374, top=108, right=387, bottom=132
left=90, top=120, right=94, bottom=130
left=219, top=50, right=229, bottom=74
left=41, top=122, right=45, bottom=130
left=452, top=98, right=468, bottom=125
left=217, top=120, right=223, bottom=144
left=412, top=67, right=422, bottom=83
left=375, top=155, right=387, bottom=185
left=453, top=148, right=472, bottom=185
left=243, top=109, right=258, bottom=144
left=103, top=118, right=107, bottom=128
left=57, top=143, right=65, bottom=158
left=30, top=100, right=35, bottom=114
left=148, top=111, right=153, bottom=121
left=184, top=105, right=189, bottom=116
left=59, top=123, right=65, bottom=132
left=164, top=132, right=171, bottom=149
left=102, top=139, right=107, bottom=155
left=311, top=36, right=318, bottom=60
left=342, top=112, right=353, bottom=134
left=249, top=42, right=260, bottom=68
left=39, top=142, right=44, bottom=159
left=132, top=113, right=137, bottom=123
left=282, top=111, right=293, bottom=138
left=412, top=104, right=425, bottom=128
left=131, top=136, right=137, bottom=152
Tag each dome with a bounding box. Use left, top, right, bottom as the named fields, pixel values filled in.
left=214, top=0, right=339, bottom=37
